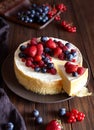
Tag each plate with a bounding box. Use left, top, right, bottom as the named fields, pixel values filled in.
left=2, top=52, right=73, bottom=103
left=0, top=0, right=61, bottom=29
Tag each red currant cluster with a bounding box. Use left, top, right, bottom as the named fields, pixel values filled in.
left=61, top=21, right=76, bottom=33
left=48, top=3, right=77, bottom=33
left=48, top=3, right=66, bottom=20
left=66, top=109, right=85, bottom=123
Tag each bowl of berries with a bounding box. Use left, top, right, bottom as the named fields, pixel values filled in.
left=0, top=0, right=66, bottom=29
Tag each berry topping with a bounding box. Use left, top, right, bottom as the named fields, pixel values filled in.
left=20, top=45, right=26, bottom=51
left=65, top=63, right=78, bottom=73
left=46, top=39, right=57, bottom=49
left=34, top=55, right=42, bottom=62
left=37, top=43, right=44, bottom=55
left=54, top=47, right=62, bottom=57
left=30, top=38, right=37, bottom=45
left=18, top=38, right=78, bottom=75
left=41, top=36, right=48, bottom=42
left=77, top=67, right=85, bottom=75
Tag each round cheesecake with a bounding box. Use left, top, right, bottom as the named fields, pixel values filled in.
left=14, top=37, right=83, bottom=95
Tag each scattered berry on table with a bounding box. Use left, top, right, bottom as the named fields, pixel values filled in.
left=58, top=108, right=66, bottom=116
left=31, top=109, right=40, bottom=117
left=35, top=116, right=43, bottom=124
left=4, top=122, right=14, bottom=130
left=46, top=119, right=63, bottom=130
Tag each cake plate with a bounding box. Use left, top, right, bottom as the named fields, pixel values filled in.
left=1, top=52, right=90, bottom=103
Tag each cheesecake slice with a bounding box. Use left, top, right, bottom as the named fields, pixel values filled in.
left=59, top=62, right=88, bottom=96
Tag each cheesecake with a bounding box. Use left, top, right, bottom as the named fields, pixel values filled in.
left=14, top=37, right=83, bottom=95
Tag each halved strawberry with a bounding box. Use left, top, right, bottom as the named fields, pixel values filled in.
left=65, top=64, right=78, bottom=73
left=54, top=47, right=62, bottom=57
left=28, top=45, right=37, bottom=57
left=46, top=39, right=57, bottom=49
left=37, top=43, right=44, bottom=55
left=30, top=38, right=37, bottom=45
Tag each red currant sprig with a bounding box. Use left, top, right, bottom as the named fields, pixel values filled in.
left=56, top=3, right=67, bottom=12
left=66, top=109, right=85, bottom=123
left=61, top=21, right=77, bottom=33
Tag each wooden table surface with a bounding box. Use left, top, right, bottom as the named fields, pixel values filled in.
left=1, top=0, right=94, bottom=130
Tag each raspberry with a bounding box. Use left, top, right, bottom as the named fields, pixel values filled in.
left=58, top=53, right=65, bottom=60
left=25, top=59, right=32, bottom=67
left=49, top=68, right=57, bottom=75
left=77, top=67, right=85, bottom=75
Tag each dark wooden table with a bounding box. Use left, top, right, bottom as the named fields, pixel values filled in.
left=1, top=0, right=94, bottom=130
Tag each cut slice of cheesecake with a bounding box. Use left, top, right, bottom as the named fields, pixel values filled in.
left=59, top=62, right=88, bottom=96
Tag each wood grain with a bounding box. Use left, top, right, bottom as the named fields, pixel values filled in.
left=1, top=0, right=94, bottom=130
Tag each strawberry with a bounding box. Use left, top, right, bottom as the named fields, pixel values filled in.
left=77, top=67, right=85, bottom=75
left=46, top=39, right=57, bottom=49
left=28, top=45, right=37, bottom=57
left=46, top=119, right=63, bottom=130
left=37, top=43, right=44, bottom=55
left=54, top=47, right=62, bottom=57
left=64, top=62, right=71, bottom=68
left=65, top=64, right=78, bottom=73
left=34, top=55, right=42, bottom=62
left=30, top=38, right=37, bottom=45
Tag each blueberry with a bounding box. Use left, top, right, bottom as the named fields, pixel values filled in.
left=20, top=45, right=26, bottom=51
left=71, top=51, right=77, bottom=57
left=72, top=72, right=78, bottom=77
left=43, top=57, right=51, bottom=64
left=31, top=109, right=39, bottom=117
left=32, top=3, right=37, bottom=8
left=58, top=108, right=66, bottom=116
left=18, top=52, right=26, bottom=58
left=66, top=53, right=74, bottom=61
left=65, top=42, right=71, bottom=48
left=30, top=9, right=36, bottom=15
left=28, top=18, right=33, bottom=23
left=41, top=36, right=48, bottom=42
left=44, top=47, right=51, bottom=53
left=5, top=122, right=14, bottom=130
left=35, top=116, right=43, bottom=124
left=47, top=63, right=54, bottom=69
left=34, top=67, right=41, bottom=72
left=41, top=67, right=47, bottom=73
left=64, top=50, right=70, bottom=55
